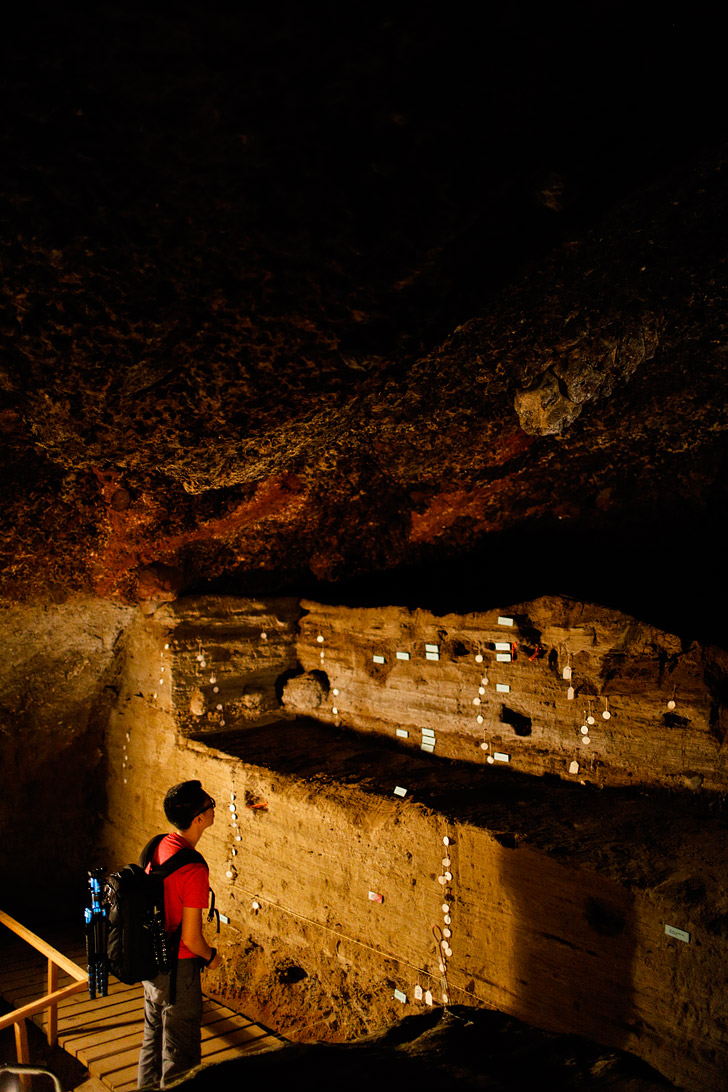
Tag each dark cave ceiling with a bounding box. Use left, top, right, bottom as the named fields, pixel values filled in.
left=1, top=4, right=726, bottom=643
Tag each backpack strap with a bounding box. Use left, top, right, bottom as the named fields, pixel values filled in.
left=138, top=834, right=166, bottom=869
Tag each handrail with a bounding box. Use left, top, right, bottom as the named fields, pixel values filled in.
left=0, top=909, right=88, bottom=1064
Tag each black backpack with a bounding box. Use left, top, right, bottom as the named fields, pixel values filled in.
left=104, top=834, right=206, bottom=985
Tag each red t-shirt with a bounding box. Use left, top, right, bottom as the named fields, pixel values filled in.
left=150, top=832, right=210, bottom=960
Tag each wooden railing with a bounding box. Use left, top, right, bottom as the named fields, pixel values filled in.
left=0, top=910, right=88, bottom=1063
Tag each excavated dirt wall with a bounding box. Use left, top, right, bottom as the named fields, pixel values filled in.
left=291, top=598, right=728, bottom=792
left=0, top=596, right=134, bottom=902
left=100, top=599, right=728, bottom=1092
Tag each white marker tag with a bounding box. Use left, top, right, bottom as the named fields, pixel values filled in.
left=425, top=643, right=439, bottom=653
left=494, top=642, right=511, bottom=651
left=475, top=654, right=484, bottom=663
left=498, top=616, right=514, bottom=626
left=414, top=985, right=423, bottom=1000
left=665, top=924, right=691, bottom=943
left=396, top=651, right=410, bottom=660
left=373, top=654, right=385, bottom=664
left=421, top=743, right=435, bottom=752
left=393, top=786, right=407, bottom=797
left=496, top=683, right=510, bottom=693
left=496, top=653, right=512, bottom=662
left=493, top=752, right=510, bottom=763
left=425, top=652, right=440, bottom=661
left=563, top=665, right=572, bottom=680
left=422, top=728, right=435, bottom=738
left=368, top=891, right=383, bottom=903
left=396, top=728, right=409, bottom=738
left=425, top=990, right=433, bottom=1006
left=569, top=761, right=579, bottom=774
left=567, top=686, right=575, bottom=700
left=219, top=914, right=230, bottom=925
left=394, top=989, right=407, bottom=1003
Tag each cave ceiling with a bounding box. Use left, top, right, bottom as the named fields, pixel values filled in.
left=1, top=4, right=726, bottom=643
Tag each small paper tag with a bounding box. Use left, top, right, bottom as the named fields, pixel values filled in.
left=493, top=752, right=510, bottom=763
left=494, top=642, right=511, bottom=651
left=396, top=728, right=409, bottom=738
left=425, top=643, right=439, bottom=652
left=496, top=683, right=510, bottom=693
left=497, top=616, right=514, bottom=626
left=219, top=913, right=230, bottom=925
left=373, top=654, right=385, bottom=664
left=393, top=785, right=407, bottom=797
left=496, top=653, right=512, bottom=662
left=414, top=984, right=423, bottom=1000
left=665, top=924, right=691, bottom=944
left=568, top=761, right=579, bottom=774
left=368, top=891, right=383, bottom=903
left=394, top=989, right=407, bottom=1003
left=396, top=651, right=410, bottom=660
left=421, top=742, right=435, bottom=752
left=425, top=990, right=433, bottom=1006
left=422, top=728, right=435, bottom=738
left=425, top=652, right=440, bottom=661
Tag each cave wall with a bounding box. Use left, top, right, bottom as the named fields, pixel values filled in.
left=287, top=597, right=728, bottom=792
left=99, top=596, right=728, bottom=1092
left=0, top=597, right=134, bottom=907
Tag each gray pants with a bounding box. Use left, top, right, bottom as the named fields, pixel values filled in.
left=137, top=959, right=203, bottom=1089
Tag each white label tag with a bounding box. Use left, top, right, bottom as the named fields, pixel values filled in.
left=393, top=786, right=407, bottom=797
left=219, top=914, right=230, bottom=925
left=421, top=742, right=435, bottom=752
left=665, top=924, right=691, bottom=943
left=496, top=653, right=512, bottom=662
left=494, top=642, right=511, bottom=651
left=414, top=984, right=423, bottom=1000
left=425, top=652, right=440, bottom=661
left=425, top=643, right=439, bottom=652
left=368, top=891, right=383, bottom=903
left=422, top=728, right=435, bottom=738
left=568, top=761, right=579, bottom=774
left=425, top=990, right=433, bottom=1006
left=396, top=651, right=410, bottom=660
left=396, top=728, right=409, bottom=738
left=497, top=616, right=514, bottom=626
left=394, top=989, right=407, bottom=1003
left=493, top=752, right=510, bottom=763
left=373, top=654, right=385, bottom=664
left=496, top=683, right=510, bottom=693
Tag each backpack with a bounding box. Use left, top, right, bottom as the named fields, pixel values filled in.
left=104, top=834, right=206, bottom=985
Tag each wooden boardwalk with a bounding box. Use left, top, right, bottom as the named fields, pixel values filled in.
left=0, top=932, right=282, bottom=1090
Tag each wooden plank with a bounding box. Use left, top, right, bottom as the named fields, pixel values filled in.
left=76, top=1028, right=143, bottom=1064
left=0, top=981, right=88, bottom=1032
left=14, top=1018, right=30, bottom=1064
left=61, top=1017, right=143, bottom=1054
left=204, top=1034, right=282, bottom=1062
left=201, top=1024, right=271, bottom=1057
left=47, top=960, right=59, bottom=1045
left=55, top=997, right=142, bottom=1035
left=92, top=1043, right=144, bottom=1078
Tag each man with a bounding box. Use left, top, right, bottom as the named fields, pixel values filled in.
left=137, top=780, right=222, bottom=1089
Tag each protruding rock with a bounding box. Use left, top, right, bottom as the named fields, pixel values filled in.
left=281, top=671, right=329, bottom=714
left=137, top=563, right=184, bottom=614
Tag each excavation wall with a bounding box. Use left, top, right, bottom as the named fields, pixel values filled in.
left=100, top=597, right=728, bottom=1092
left=0, top=596, right=134, bottom=902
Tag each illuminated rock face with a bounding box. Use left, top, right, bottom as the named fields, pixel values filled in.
left=80, top=595, right=726, bottom=1092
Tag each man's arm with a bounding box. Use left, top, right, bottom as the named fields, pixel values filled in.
left=180, top=906, right=222, bottom=969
